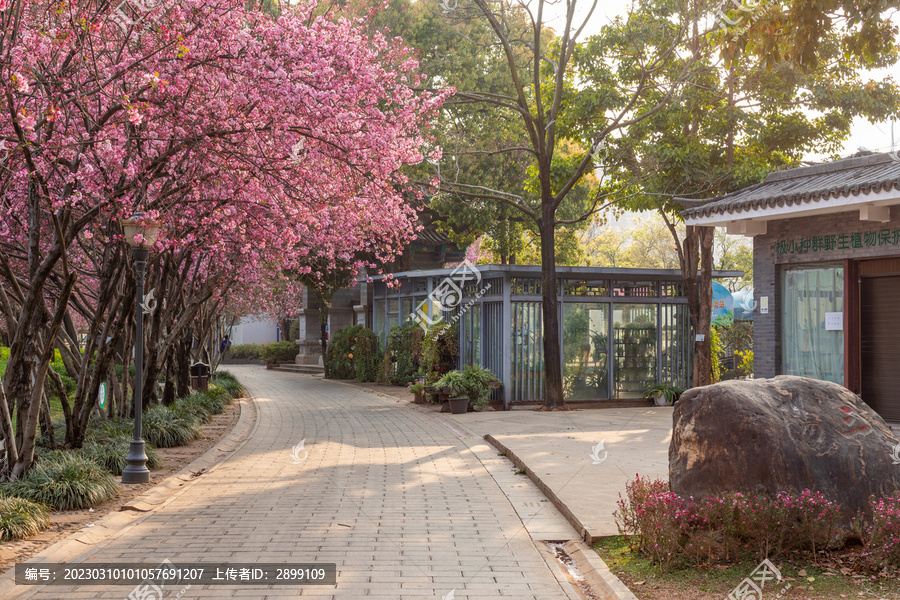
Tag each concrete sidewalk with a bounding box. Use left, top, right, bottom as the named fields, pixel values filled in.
left=456, top=408, right=672, bottom=541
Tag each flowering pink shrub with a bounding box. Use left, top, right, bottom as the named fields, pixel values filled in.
left=615, top=477, right=845, bottom=569
left=862, top=492, right=900, bottom=568
left=615, top=475, right=688, bottom=569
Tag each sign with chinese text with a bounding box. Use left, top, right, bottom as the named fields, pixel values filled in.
left=712, top=281, right=734, bottom=327
left=777, top=228, right=900, bottom=256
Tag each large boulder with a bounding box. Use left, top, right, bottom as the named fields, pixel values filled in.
left=669, top=376, right=900, bottom=524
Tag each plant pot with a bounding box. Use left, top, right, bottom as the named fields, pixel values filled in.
left=448, top=397, right=469, bottom=415
left=413, top=392, right=425, bottom=404
left=651, top=392, right=670, bottom=406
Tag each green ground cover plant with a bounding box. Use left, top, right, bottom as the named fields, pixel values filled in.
left=0, top=496, right=51, bottom=542
left=0, top=371, right=245, bottom=531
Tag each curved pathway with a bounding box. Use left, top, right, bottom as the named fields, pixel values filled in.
left=22, top=366, right=578, bottom=600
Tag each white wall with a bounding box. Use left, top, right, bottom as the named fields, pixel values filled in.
left=230, top=315, right=279, bottom=345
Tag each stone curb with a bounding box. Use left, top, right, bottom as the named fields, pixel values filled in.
left=0, top=395, right=259, bottom=600
left=565, top=540, right=639, bottom=600
left=484, top=434, right=637, bottom=600
left=484, top=434, right=604, bottom=543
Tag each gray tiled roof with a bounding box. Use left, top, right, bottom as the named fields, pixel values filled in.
left=413, top=228, right=452, bottom=246
left=680, top=152, right=900, bottom=219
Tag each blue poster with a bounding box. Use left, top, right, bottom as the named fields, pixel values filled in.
left=711, top=281, right=734, bottom=327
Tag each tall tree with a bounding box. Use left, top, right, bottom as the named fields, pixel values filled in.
left=0, top=0, right=445, bottom=473
left=605, top=0, right=900, bottom=385
left=423, top=0, right=697, bottom=408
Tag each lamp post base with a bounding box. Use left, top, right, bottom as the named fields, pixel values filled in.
left=122, top=440, right=151, bottom=483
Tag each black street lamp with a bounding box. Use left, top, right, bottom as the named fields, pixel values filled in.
left=120, top=212, right=161, bottom=484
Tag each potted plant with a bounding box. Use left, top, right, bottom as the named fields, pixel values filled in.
left=434, top=364, right=500, bottom=414
left=409, top=380, right=426, bottom=404
left=644, top=383, right=684, bottom=406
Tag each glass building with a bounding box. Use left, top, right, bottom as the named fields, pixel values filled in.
left=370, top=265, right=741, bottom=409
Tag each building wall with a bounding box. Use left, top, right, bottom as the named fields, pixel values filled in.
left=753, top=205, right=900, bottom=379
left=231, top=315, right=279, bottom=345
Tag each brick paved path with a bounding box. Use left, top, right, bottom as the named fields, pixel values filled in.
left=24, top=366, right=576, bottom=600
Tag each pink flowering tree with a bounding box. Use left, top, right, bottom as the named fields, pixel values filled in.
left=0, top=0, right=447, bottom=474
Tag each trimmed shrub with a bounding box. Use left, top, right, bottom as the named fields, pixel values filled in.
left=229, top=343, right=263, bottom=360
left=0, top=496, right=51, bottom=542
left=3, top=451, right=118, bottom=510
left=259, top=341, right=298, bottom=363
left=143, top=405, right=201, bottom=448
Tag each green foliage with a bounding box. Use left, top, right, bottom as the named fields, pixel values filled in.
left=228, top=341, right=295, bottom=362
left=643, top=383, right=683, bottom=404
left=324, top=325, right=363, bottom=379
left=711, top=326, right=724, bottom=384
left=143, top=405, right=201, bottom=448
left=324, top=325, right=381, bottom=381
left=0, top=496, right=51, bottom=542
left=81, top=439, right=161, bottom=476
left=735, top=349, right=754, bottom=377
left=721, top=321, right=753, bottom=355
left=222, top=341, right=287, bottom=362
left=2, top=451, right=118, bottom=510
left=351, top=328, right=381, bottom=383
left=583, top=217, right=683, bottom=269
left=259, top=341, right=298, bottom=363
left=434, top=364, right=500, bottom=410
left=49, top=350, right=76, bottom=398
left=228, top=344, right=263, bottom=360
left=171, top=393, right=215, bottom=424
left=214, top=370, right=244, bottom=398
left=421, top=323, right=458, bottom=384
left=379, top=324, right=423, bottom=385
left=84, top=418, right=134, bottom=444
left=203, top=385, right=232, bottom=406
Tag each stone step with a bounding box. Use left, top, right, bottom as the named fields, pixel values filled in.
left=271, top=363, right=325, bottom=375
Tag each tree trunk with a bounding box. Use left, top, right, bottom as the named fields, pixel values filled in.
left=39, top=390, right=56, bottom=450
left=280, top=317, right=292, bottom=343
left=162, top=351, right=176, bottom=406
left=175, top=336, right=191, bottom=399
left=681, top=225, right=716, bottom=388
left=539, top=212, right=565, bottom=409
left=696, top=226, right=715, bottom=385
left=319, top=305, right=328, bottom=361
left=0, top=377, right=19, bottom=480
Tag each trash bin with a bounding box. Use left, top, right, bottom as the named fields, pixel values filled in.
left=190, top=362, right=210, bottom=392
